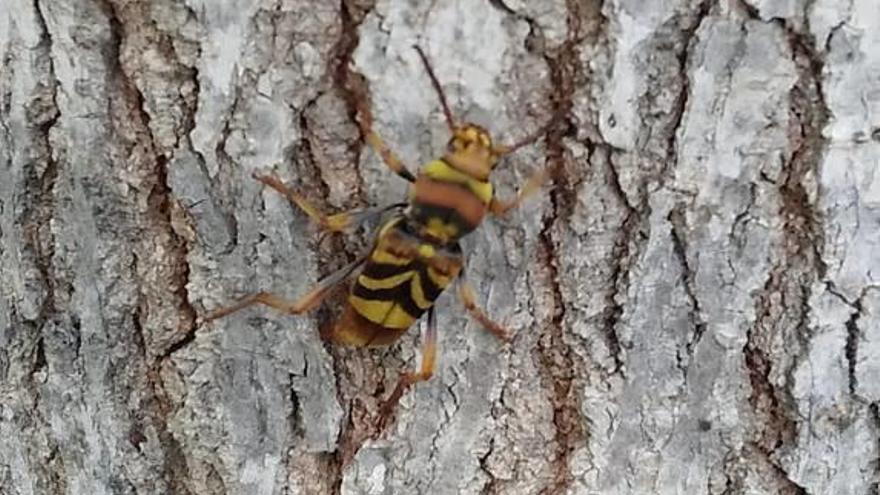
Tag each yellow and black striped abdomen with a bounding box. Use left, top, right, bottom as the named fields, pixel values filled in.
left=330, top=219, right=461, bottom=347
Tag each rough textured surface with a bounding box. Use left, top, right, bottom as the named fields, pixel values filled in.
left=1, top=0, right=878, bottom=494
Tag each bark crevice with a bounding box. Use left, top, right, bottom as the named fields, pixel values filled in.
left=660, top=0, right=712, bottom=181
left=27, top=0, right=61, bottom=373
left=740, top=7, right=831, bottom=492
left=532, top=1, right=594, bottom=492
left=668, top=204, right=707, bottom=374
left=97, top=2, right=199, bottom=491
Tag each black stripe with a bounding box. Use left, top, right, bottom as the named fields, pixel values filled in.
left=360, top=247, right=453, bottom=302
left=352, top=281, right=429, bottom=320
left=411, top=202, right=477, bottom=235
left=413, top=171, right=484, bottom=233
left=360, top=260, right=413, bottom=280
left=416, top=264, right=445, bottom=301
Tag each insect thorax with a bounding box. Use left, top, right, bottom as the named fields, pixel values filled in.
left=406, top=159, right=494, bottom=245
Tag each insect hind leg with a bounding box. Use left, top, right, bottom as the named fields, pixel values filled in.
left=377, top=308, right=438, bottom=427
left=457, top=269, right=510, bottom=342
left=202, top=255, right=366, bottom=323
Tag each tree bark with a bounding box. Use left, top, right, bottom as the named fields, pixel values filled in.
left=2, top=0, right=878, bottom=494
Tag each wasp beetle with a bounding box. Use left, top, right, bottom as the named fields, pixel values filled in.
left=205, top=46, right=558, bottom=418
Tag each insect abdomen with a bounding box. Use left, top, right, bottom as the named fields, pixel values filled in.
left=330, top=221, right=456, bottom=347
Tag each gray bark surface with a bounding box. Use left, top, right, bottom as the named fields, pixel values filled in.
left=1, top=0, right=878, bottom=494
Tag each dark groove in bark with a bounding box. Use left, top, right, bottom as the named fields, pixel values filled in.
left=0, top=52, right=11, bottom=145
left=214, top=76, right=243, bottom=175
left=602, top=147, right=636, bottom=375
left=870, top=402, right=880, bottom=495
left=98, top=2, right=197, bottom=491
left=131, top=289, right=191, bottom=494
left=152, top=148, right=199, bottom=358
left=27, top=0, right=61, bottom=374
left=100, top=0, right=198, bottom=359
left=18, top=4, right=64, bottom=491
left=844, top=294, right=863, bottom=396
left=660, top=2, right=713, bottom=378
left=533, top=1, right=593, bottom=492
left=478, top=437, right=499, bottom=494
left=661, top=0, right=712, bottom=180
left=331, top=0, right=372, bottom=203
left=668, top=204, right=707, bottom=373
left=212, top=84, right=242, bottom=251
left=487, top=0, right=517, bottom=17
left=760, top=447, right=809, bottom=495
left=745, top=270, right=800, bottom=477
left=739, top=8, right=830, bottom=493
left=292, top=96, right=330, bottom=213
left=736, top=0, right=761, bottom=22
left=315, top=2, right=380, bottom=490
left=583, top=0, right=650, bottom=380
left=779, top=19, right=829, bottom=281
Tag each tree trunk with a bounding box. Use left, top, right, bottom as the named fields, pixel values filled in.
left=2, top=0, right=877, bottom=493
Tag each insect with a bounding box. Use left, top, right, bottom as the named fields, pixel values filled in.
left=204, top=45, right=557, bottom=418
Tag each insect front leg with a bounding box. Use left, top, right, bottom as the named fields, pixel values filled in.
left=489, top=108, right=566, bottom=216
left=378, top=307, right=438, bottom=423
left=354, top=99, right=417, bottom=183
left=202, top=255, right=366, bottom=323
left=492, top=106, right=567, bottom=156
left=457, top=268, right=511, bottom=342
left=253, top=171, right=405, bottom=232
left=489, top=168, right=550, bottom=216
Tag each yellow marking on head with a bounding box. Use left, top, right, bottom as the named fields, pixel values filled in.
left=453, top=126, right=493, bottom=147
left=444, top=124, right=500, bottom=179
left=358, top=271, right=413, bottom=290
left=410, top=272, right=434, bottom=310
left=423, top=160, right=493, bottom=204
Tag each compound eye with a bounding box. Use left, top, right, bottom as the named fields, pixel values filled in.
left=447, top=137, right=465, bottom=152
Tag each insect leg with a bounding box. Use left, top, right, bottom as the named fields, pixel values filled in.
left=488, top=109, right=566, bottom=215
left=492, top=107, right=566, bottom=156
left=379, top=308, right=438, bottom=421
left=355, top=99, right=417, bottom=183
left=488, top=168, right=549, bottom=216
left=457, top=269, right=510, bottom=342
left=253, top=171, right=405, bottom=231
left=202, top=255, right=366, bottom=322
